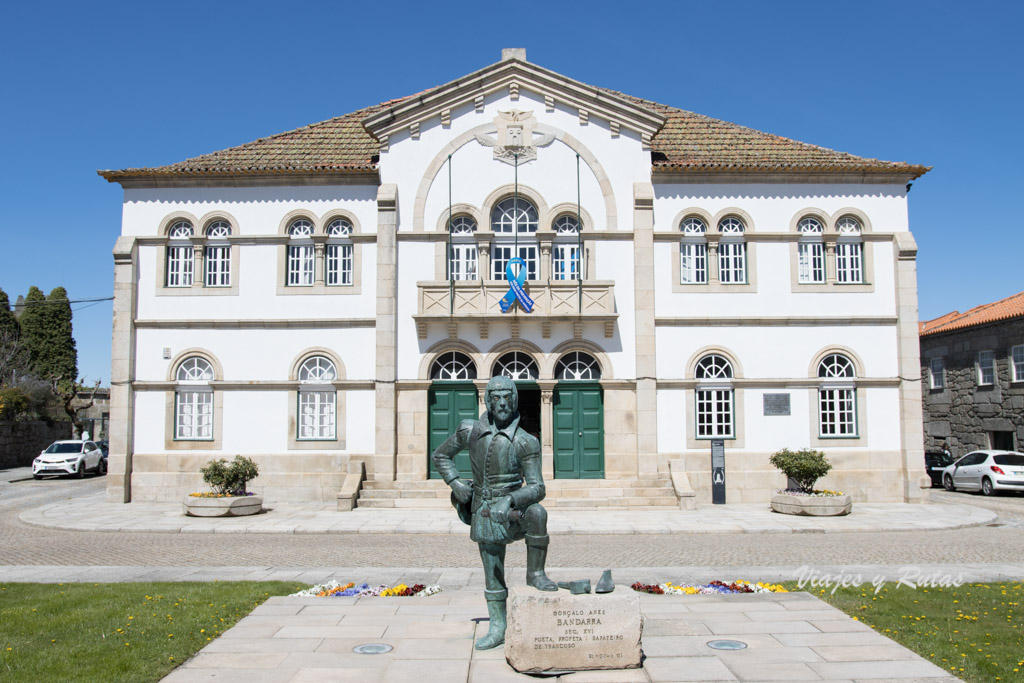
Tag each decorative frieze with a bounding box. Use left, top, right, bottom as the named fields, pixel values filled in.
left=579, top=108, right=589, bottom=126
left=609, top=121, right=620, bottom=138
left=510, top=82, right=519, bottom=100
left=542, top=321, right=551, bottom=338
left=544, top=94, right=554, bottom=111
left=441, top=109, right=451, bottom=127
left=409, top=122, right=419, bottom=140
left=474, top=95, right=485, bottom=113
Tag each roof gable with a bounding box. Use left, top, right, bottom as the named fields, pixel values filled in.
left=920, top=291, right=1024, bottom=337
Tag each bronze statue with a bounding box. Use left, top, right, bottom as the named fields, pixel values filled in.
left=432, top=375, right=557, bottom=650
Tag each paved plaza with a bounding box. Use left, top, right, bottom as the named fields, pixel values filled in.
left=2, top=470, right=1022, bottom=681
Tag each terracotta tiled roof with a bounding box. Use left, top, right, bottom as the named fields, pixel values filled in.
left=919, top=291, right=1024, bottom=337
left=100, top=67, right=929, bottom=182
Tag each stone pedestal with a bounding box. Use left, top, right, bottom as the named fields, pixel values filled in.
left=183, top=495, right=263, bottom=517
left=504, top=586, right=642, bottom=673
left=770, top=493, right=852, bottom=516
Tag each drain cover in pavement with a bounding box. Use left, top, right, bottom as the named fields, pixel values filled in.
left=353, top=643, right=393, bottom=654
left=707, top=639, right=747, bottom=650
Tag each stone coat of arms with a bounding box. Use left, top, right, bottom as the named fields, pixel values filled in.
left=474, top=110, right=555, bottom=165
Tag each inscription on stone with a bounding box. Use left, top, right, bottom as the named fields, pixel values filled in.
left=504, top=587, right=642, bottom=672
left=764, top=393, right=791, bottom=416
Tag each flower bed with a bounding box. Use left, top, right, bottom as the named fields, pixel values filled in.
left=631, top=580, right=788, bottom=595
left=293, top=581, right=442, bottom=597
left=182, top=495, right=262, bottom=517
left=188, top=492, right=258, bottom=498
left=775, top=488, right=845, bottom=497
left=771, top=490, right=852, bottom=516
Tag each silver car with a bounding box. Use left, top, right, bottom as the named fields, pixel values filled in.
left=942, top=450, right=1024, bottom=496
left=32, top=440, right=106, bottom=479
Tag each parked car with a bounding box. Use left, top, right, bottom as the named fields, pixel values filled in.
left=925, top=449, right=955, bottom=487
left=97, top=440, right=109, bottom=473
left=942, top=450, right=1024, bottom=496
left=32, top=440, right=105, bottom=479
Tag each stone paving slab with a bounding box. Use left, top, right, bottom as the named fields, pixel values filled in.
left=19, top=491, right=996, bottom=535
left=157, top=590, right=958, bottom=682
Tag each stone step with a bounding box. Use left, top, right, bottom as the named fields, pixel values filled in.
left=354, top=499, right=395, bottom=509
left=552, top=496, right=676, bottom=508
left=357, top=489, right=401, bottom=499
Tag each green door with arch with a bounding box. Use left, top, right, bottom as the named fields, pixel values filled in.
left=427, top=383, right=478, bottom=479
left=552, top=383, right=604, bottom=478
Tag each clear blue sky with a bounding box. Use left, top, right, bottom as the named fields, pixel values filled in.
left=2, top=0, right=1020, bottom=384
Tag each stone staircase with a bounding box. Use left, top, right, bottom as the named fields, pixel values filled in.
left=356, top=476, right=678, bottom=510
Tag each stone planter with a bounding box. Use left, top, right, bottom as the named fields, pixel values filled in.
left=770, top=493, right=852, bottom=516
left=183, top=495, right=263, bottom=517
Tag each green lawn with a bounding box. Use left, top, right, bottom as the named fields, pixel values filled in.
left=0, top=581, right=302, bottom=682
left=785, top=580, right=1023, bottom=682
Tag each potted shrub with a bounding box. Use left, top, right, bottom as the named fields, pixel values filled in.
left=769, top=448, right=851, bottom=516
left=183, top=455, right=263, bottom=517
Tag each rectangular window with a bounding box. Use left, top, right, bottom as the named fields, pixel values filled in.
left=492, top=244, right=538, bottom=280
left=680, top=242, right=707, bottom=284
left=717, top=242, right=746, bottom=284
left=448, top=244, right=478, bottom=281
left=552, top=244, right=580, bottom=281
left=798, top=242, right=825, bottom=283
left=819, top=387, right=857, bottom=436
left=204, top=245, right=231, bottom=287
left=298, top=390, right=335, bottom=440
left=288, top=244, right=314, bottom=286
left=835, top=242, right=863, bottom=283
left=1012, top=345, right=1024, bottom=382
left=930, top=358, right=945, bottom=390
left=166, top=245, right=194, bottom=287
left=696, top=388, right=734, bottom=438
left=175, top=390, right=212, bottom=440
left=978, top=350, right=995, bottom=386
left=326, top=243, right=353, bottom=286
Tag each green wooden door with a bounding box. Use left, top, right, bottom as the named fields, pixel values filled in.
left=428, top=384, right=478, bottom=479
left=552, top=383, right=604, bottom=479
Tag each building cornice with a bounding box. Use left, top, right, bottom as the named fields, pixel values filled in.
left=133, top=318, right=376, bottom=330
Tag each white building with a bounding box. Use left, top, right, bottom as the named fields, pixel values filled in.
left=101, top=49, right=931, bottom=507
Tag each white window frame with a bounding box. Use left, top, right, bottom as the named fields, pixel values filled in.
left=694, top=354, right=734, bottom=439
left=492, top=243, right=538, bottom=281
left=430, top=351, right=477, bottom=380
left=717, top=217, right=746, bottom=284
left=930, top=357, right=945, bottom=390
left=555, top=352, right=601, bottom=381
left=1012, top=345, right=1024, bottom=383
left=977, top=350, right=995, bottom=386
left=552, top=243, right=581, bottom=281
left=817, top=354, right=858, bottom=438
left=174, top=357, right=214, bottom=441
left=325, top=219, right=354, bottom=287
left=797, top=217, right=825, bottom=284
left=297, top=356, right=337, bottom=441
left=447, top=216, right=478, bottom=281
left=166, top=221, right=194, bottom=288
left=203, top=221, right=231, bottom=287
left=287, top=219, right=315, bottom=287
left=680, top=217, right=708, bottom=284
left=493, top=351, right=539, bottom=381
left=835, top=216, right=864, bottom=284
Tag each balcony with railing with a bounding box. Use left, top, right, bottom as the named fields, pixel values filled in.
left=413, top=280, right=617, bottom=339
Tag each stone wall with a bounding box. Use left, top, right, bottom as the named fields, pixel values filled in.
left=920, top=317, right=1024, bottom=456
left=0, top=421, right=73, bottom=469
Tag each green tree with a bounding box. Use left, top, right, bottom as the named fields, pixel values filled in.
left=19, top=286, right=77, bottom=386
left=0, top=288, right=24, bottom=385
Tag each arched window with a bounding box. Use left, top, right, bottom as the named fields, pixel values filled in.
left=797, top=217, right=825, bottom=284
left=204, top=220, right=232, bottom=287
left=430, top=352, right=477, bottom=380
left=717, top=216, right=746, bottom=284
left=493, top=351, right=539, bottom=381
left=835, top=216, right=863, bottom=284
left=694, top=354, right=734, bottom=438
left=679, top=216, right=708, bottom=284
left=174, top=357, right=213, bottom=440
left=555, top=352, right=601, bottom=381
left=297, top=356, right=337, bottom=439
left=552, top=215, right=581, bottom=281
left=817, top=353, right=857, bottom=437
left=491, top=198, right=538, bottom=280
left=287, top=219, right=315, bottom=286
left=166, top=220, right=194, bottom=288
left=448, top=216, right=478, bottom=281
left=326, top=218, right=353, bottom=286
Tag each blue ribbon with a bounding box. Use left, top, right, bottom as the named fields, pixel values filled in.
left=499, top=257, right=534, bottom=313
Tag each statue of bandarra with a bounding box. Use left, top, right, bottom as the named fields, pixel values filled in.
left=432, top=376, right=557, bottom=650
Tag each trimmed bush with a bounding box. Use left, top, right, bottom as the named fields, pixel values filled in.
left=769, top=448, right=832, bottom=493
left=199, top=455, right=260, bottom=495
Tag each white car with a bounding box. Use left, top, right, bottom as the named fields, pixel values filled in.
left=942, top=450, right=1024, bottom=496
left=32, top=440, right=106, bottom=479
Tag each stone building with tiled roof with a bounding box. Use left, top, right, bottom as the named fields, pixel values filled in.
left=100, top=49, right=932, bottom=507
left=920, top=292, right=1024, bottom=455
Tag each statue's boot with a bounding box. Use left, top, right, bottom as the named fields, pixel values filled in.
left=475, top=593, right=507, bottom=650
left=595, top=569, right=614, bottom=593
left=525, top=534, right=558, bottom=591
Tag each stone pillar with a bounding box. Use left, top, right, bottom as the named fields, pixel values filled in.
left=539, top=242, right=552, bottom=281
left=108, top=237, right=138, bottom=503
left=191, top=238, right=204, bottom=288
left=632, top=183, right=659, bottom=479
left=374, top=185, right=399, bottom=481
left=894, top=232, right=927, bottom=502
left=707, top=239, right=720, bottom=284
left=825, top=241, right=837, bottom=284
left=313, top=238, right=327, bottom=285
left=539, top=384, right=555, bottom=480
